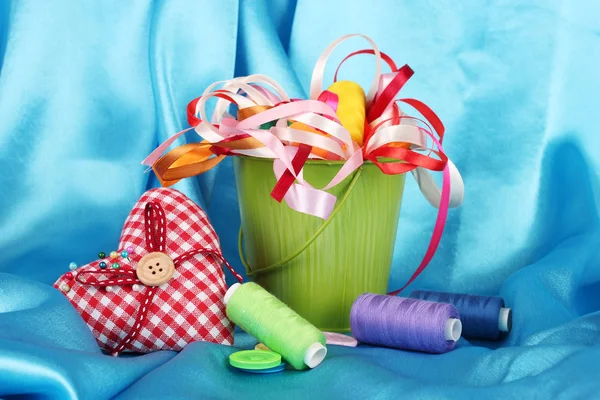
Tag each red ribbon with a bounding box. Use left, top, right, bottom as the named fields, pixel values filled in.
left=366, top=64, right=414, bottom=124
left=187, top=96, right=202, bottom=127
left=269, top=90, right=339, bottom=202
left=270, top=144, right=312, bottom=202
left=398, top=98, right=445, bottom=143
left=187, top=91, right=241, bottom=127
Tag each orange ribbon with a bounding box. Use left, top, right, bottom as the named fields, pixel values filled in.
left=152, top=105, right=273, bottom=187
left=237, top=105, right=272, bottom=121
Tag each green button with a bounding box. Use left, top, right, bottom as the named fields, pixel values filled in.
left=229, top=350, right=281, bottom=370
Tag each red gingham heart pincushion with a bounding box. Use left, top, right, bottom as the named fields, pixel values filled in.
left=53, top=187, right=242, bottom=355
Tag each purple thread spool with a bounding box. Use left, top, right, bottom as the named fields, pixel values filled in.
left=350, top=294, right=462, bottom=354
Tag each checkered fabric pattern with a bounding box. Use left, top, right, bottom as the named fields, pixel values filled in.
left=54, top=188, right=236, bottom=352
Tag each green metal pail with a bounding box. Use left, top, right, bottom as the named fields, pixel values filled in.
left=234, top=156, right=405, bottom=332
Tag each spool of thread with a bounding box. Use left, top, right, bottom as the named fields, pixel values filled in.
left=326, top=80, right=367, bottom=146
left=409, top=290, right=512, bottom=341
left=350, top=294, right=462, bottom=354
left=224, top=282, right=327, bottom=370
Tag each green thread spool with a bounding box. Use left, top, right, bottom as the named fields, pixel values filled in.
left=224, top=282, right=327, bottom=370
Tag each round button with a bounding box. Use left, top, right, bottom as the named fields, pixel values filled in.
left=136, top=252, right=175, bottom=286
left=229, top=350, right=281, bottom=370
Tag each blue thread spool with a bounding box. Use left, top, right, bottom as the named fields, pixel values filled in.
left=409, top=290, right=512, bottom=341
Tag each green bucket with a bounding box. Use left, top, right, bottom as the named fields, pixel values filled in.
left=234, top=156, right=406, bottom=332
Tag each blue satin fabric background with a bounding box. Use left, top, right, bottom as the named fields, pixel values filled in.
left=1, top=0, right=600, bottom=398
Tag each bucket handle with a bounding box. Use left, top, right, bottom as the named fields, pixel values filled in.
left=238, top=167, right=364, bottom=278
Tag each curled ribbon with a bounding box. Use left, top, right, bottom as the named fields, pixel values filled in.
left=76, top=202, right=242, bottom=355
left=142, top=34, right=465, bottom=292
